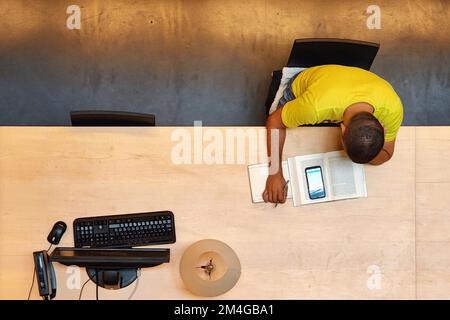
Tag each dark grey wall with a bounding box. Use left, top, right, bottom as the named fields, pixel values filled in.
left=0, top=0, right=449, bottom=125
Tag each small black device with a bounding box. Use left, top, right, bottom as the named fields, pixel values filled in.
left=33, top=251, right=57, bottom=300
left=47, top=221, right=67, bottom=245
left=73, top=211, right=176, bottom=248
left=50, top=247, right=170, bottom=289
left=305, top=166, right=326, bottom=200
left=29, top=221, right=66, bottom=300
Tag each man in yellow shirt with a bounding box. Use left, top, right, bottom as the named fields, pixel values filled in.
left=263, top=64, right=403, bottom=204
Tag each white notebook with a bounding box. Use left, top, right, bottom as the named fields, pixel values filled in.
left=248, top=161, right=293, bottom=203
left=248, top=151, right=367, bottom=206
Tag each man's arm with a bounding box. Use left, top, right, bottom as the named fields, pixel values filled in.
left=262, top=107, right=288, bottom=203
left=369, top=140, right=396, bottom=165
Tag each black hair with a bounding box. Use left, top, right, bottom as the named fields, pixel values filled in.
left=343, top=112, right=384, bottom=164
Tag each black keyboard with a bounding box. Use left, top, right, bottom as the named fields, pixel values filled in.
left=73, top=211, right=176, bottom=248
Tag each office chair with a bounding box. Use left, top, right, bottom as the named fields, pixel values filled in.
left=265, top=38, right=380, bottom=118
left=70, top=110, right=156, bottom=126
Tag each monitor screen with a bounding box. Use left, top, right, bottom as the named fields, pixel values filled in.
left=50, top=247, right=170, bottom=268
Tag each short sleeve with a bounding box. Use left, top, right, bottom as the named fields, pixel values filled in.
left=281, top=90, right=319, bottom=128
left=384, top=97, right=404, bottom=142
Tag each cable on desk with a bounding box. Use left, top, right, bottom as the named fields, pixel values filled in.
left=78, top=277, right=92, bottom=300
left=79, top=271, right=98, bottom=300
left=27, top=244, right=52, bottom=300
left=27, top=269, right=37, bottom=300
left=95, top=270, right=99, bottom=300
left=128, top=268, right=141, bottom=300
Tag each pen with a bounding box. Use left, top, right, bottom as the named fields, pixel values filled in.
left=274, top=180, right=290, bottom=208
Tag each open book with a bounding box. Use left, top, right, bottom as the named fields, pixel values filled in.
left=248, top=150, right=367, bottom=206
left=287, top=150, right=367, bottom=206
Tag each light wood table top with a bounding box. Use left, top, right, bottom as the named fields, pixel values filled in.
left=0, top=126, right=447, bottom=299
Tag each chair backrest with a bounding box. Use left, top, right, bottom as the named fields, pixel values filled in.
left=264, top=70, right=283, bottom=112
left=265, top=38, right=380, bottom=115
left=70, top=110, right=156, bottom=126
left=287, top=38, right=380, bottom=70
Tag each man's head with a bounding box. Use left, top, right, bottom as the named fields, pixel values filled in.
left=341, top=112, right=384, bottom=164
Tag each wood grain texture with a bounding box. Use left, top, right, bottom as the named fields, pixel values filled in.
left=416, top=127, right=450, bottom=299
left=0, top=126, right=418, bottom=299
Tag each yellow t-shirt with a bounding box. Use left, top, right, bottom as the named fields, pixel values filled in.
left=281, top=65, right=403, bottom=142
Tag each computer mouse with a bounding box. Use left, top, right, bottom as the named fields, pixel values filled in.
left=47, top=221, right=67, bottom=245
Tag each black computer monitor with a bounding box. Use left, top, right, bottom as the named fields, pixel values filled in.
left=49, top=247, right=170, bottom=290
left=50, top=247, right=170, bottom=268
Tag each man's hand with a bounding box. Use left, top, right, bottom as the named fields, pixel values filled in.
left=263, top=172, right=287, bottom=204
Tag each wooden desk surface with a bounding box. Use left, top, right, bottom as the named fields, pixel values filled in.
left=0, top=126, right=448, bottom=299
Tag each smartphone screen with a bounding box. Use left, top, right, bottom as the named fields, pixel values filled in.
left=305, top=166, right=326, bottom=200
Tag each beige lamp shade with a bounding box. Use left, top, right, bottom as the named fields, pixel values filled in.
left=179, top=239, right=241, bottom=297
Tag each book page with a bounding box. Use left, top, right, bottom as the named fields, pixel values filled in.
left=325, top=151, right=367, bottom=200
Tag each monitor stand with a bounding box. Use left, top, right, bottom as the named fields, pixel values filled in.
left=86, top=268, right=138, bottom=290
